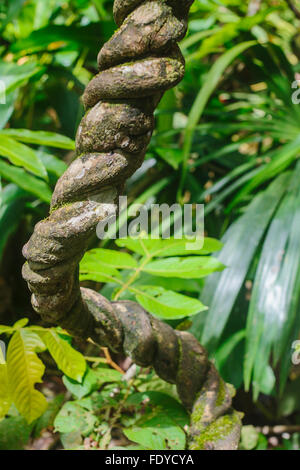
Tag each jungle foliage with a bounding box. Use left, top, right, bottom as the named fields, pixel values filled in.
left=1, top=0, right=300, bottom=450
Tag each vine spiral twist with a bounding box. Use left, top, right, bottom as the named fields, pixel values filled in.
left=22, top=0, right=242, bottom=449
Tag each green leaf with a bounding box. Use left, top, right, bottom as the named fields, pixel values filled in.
left=82, top=248, right=138, bottom=269
left=0, top=129, right=75, bottom=150
left=13, top=318, right=29, bottom=329
left=126, top=391, right=189, bottom=428
left=244, top=163, right=300, bottom=396
left=80, top=247, right=137, bottom=284
left=0, top=60, right=42, bottom=129
left=123, top=392, right=188, bottom=450
left=38, top=151, right=67, bottom=178
left=79, top=257, right=122, bottom=284
left=38, top=329, right=86, bottom=382
left=134, top=285, right=207, bottom=320
left=63, top=368, right=99, bottom=400
left=116, top=237, right=222, bottom=257
left=54, top=402, right=97, bottom=435
left=155, top=147, right=183, bottom=169
left=0, top=415, right=32, bottom=450
left=278, top=377, right=300, bottom=417
left=0, top=60, right=42, bottom=96
left=257, top=365, right=275, bottom=396
left=34, top=394, right=65, bottom=437
left=143, top=256, right=224, bottom=279
left=179, top=40, right=256, bottom=196
left=0, top=160, right=52, bottom=202
left=6, top=329, right=47, bottom=423
left=124, top=419, right=186, bottom=450
left=63, top=365, right=122, bottom=399
left=1, top=0, right=26, bottom=29
left=0, top=325, right=14, bottom=335
left=0, top=184, right=28, bottom=260
left=0, top=135, right=47, bottom=179
left=60, top=431, right=82, bottom=450
left=190, top=172, right=291, bottom=351
left=0, top=354, right=11, bottom=420
left=228, top=136, right=300, bottom=210
left=0, top=90, right=17, bottom=130
left=93, top=365, right=122, bottom=385
left=11, top=23, right=113, bottom=54
left=240, top=425, right=259, bottom=450
left=133, top=273, right=202, bottom=293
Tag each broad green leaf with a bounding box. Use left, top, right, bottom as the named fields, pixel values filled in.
left=38, top=329, right=86, bottom=382
left=143, top=256, right=224, bottom=279
left=93, top=365, right=122, bottom=384
left=155, top=147, right=183, bottom=169
left=0, top=185, right=28, bottom=260
left=0, top=135, right=47, bottom=179
left=0, top=351, right=11, bottom=420
left=0, top=60, right=42, bottom=96
left=63, top=365, right=121, bottom=400
left=0, top=90, right=17, bottom=130
left=60, top=431, right=82, bottom=450
left=190, top=172, right=291, bottom=351
left=11, top=23, right=113, bottom=54
left=134, top=285, right=207, bottom=320
left=0, top=129, right=75, bottom=150
left=278, top=377, right=300, bottom=417
left=125, top=416, right=186, bottom=450
left=38, top=151, right=67, bottom=178
left=0, top=325, right=14, bottom=335
left=79, top=258, right=122, bottom=284
left=82, top=248, right=138, bottom=269
left=7, top=329, right=47, bottom=423
left=12, top=318, right=29, bottom=329
left=133, top=273, right=202, bottom=293
left=0, top=160, right=52, bottom=202
left=34, top=394, right=65, bottom=438
left=63, top=368, right=99, bottom=400
left=123, top=392, right=187, bottom=451
left=54, top=402, right=97, bottom=435
left=126, top=391, right=189, bottom=428
left=240, top=426, right=259, bottom=450
left=116, top=237, right=222, bottom=257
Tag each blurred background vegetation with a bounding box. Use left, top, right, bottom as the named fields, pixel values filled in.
left=1, top=0, right=300, bottom=450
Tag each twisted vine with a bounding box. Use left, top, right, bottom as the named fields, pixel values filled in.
left=22, top=0, right=242, bottom=449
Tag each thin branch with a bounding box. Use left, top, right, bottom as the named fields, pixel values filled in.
left=102, top=347, right=124, bottom=374
left=256, top=425, right=300, bottom=435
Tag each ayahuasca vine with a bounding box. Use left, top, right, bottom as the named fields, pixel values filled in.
left=22, top=0, right=242, bottom=449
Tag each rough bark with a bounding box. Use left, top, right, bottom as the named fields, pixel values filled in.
left=22, top=0, right=242, bottom=450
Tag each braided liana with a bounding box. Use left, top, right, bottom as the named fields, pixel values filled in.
left=22, top=0, right=242, bottom=450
